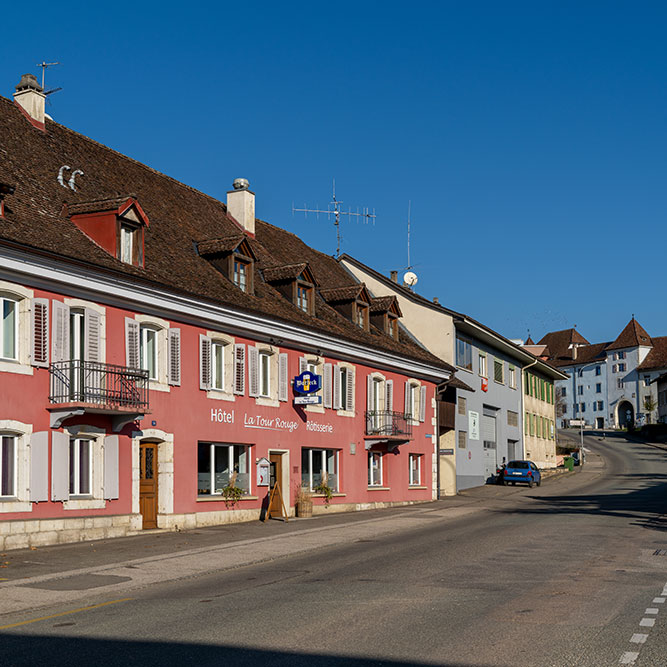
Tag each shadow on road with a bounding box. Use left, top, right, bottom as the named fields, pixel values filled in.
left=0, top=634, right=478, bottom=667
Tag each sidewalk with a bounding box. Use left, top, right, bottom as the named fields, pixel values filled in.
left=0, top=467, right=595, bottom=621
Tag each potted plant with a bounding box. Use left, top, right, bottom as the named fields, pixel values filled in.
left=221, top=471, right=245, bottom=509
left=295, top=482, right=313, bottom=517
left=313, top=470, right=333, bottom=507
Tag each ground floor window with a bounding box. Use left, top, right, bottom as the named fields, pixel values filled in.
left=368, top=451, right=383, bottom=487
left=1, top=435, right=16, bottom=497
left=301, top=448, right=338, bottom=492
left=69, top=438, right=92, bottom=496
left=197, top=443, right=250, bottom=495
left=409, top=453, right=422, bottom=486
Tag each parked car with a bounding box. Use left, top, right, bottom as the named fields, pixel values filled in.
left=503, top=460, right=541, bottom=488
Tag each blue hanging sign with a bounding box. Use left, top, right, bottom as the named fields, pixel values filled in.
left=294, top=371, right=321, bottom=395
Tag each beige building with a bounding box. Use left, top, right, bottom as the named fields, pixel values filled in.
left=522, top=367, right=557, bottom=469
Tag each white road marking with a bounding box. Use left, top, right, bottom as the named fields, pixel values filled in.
left=620, top=651, right=639, bottom=664
left=639, top=618, right=655, bottom=627
left=630, top=634, right=648, bottom=644
left=645, top=608, right=659, bottom=614
left=653, top=597, right=665, bottom=604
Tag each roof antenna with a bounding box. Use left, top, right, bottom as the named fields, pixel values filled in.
left=36, top=61, right=60, bottom=89
left=400, top=200, right=418, bottom=290
left=292, top=179, right=376, bottom=258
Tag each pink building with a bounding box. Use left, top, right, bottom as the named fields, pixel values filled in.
left=0, top=74, right=452, bottom=550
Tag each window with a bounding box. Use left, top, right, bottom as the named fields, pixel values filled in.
left=456, top=338, right=472, bottom=371
left=118, top=222, right=143, bottom=266
left=140, top=326, right=158, bottom=380
left=598, top=400, right=604, bottom=411
left=595, top=366, right=601, bottom=376
left=617, top=378, right=623, bottom=389
left=493, top=359, right=504, bottom=383
left=618, top=351, right=625, bottom=359
left=409, top=454, right=422, bottom=486
left=69, top=438, right=92, bottom=496
left=595, top=383, right=601, bottom=393
left=458, top=430, right=467, bottom=448
left=197, top=443, right=249, bottom=495
left=508, top=366, right=516, bottom=388
left=619, top=363, right=626, bottom=372
left=507, top=410, right=518, bottom=427
left=578, top=385, right=583, bottom=395
left=0, top=296, right=17, bottom=361
left=211, top=342, right=225, bottom=391
left=356, top=304, right=368, bottom=329
left=259, top=351, right=271, bottom=397
left=340, top=366, right=348, bottom=409
left=562, top=404, right=567, bottom=414
left=561, top=387, right=566, bottom=397
left=302, top=448, right=338, bottom=492
left=0, top=435, right=16, bottom=497
left=387, top=315, right=399, bottom=341
left=580, top=402, right=586, bottom=412
left=297, top=283, right=311, bottom=313
left=612, top=365, right=617, bottom=373
left=334, top=364, right=354, bottom=412
left=368, top=451, right=383, bottom=486
left=644, top=375, right=651, bottom=387
left=458, top=396, right=466, bottom=416
left=233, top=259, right=249, bottom=292
left=479, top=353, right=487, bottom=377
left=406, top=382, right=418, bottom=421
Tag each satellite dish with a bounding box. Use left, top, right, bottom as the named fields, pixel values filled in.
left=403, top=271, right=418, bottom=286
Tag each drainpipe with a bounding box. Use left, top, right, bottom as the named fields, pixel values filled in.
left=520, top=358, right=538, bottom=459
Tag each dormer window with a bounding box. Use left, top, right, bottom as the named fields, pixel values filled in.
left=67, top=196, right=149, bottom=269
left=369, top=296, right=402, bottom=340
left=263, top=263, right=317, bottom=316
left=387, top=314, right=399, bottom=341
left=320, top=284, right=372, bottom=332
left=197, top=236, right=256, bottom=295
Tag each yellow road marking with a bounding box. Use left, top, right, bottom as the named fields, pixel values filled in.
left=0, top=598, right=133, bottom=630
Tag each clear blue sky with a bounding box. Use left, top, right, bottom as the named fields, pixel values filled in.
left=2, top=1, right=666, bottom=345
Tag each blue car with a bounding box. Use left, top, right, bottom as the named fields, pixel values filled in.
left=503, top=460, right=541, bottom=488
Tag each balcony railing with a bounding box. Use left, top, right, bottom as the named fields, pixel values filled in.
left=365, top=410, right=413, bottom=438
left=49, top=360, right=149, bottom=411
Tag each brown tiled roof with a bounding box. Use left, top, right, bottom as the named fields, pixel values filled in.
left=197, top=235, right=246, bottom=256
left=525, top=336, right=535, bottom=345
left=67, top=196, right=135, bottom=215
left=369, top=296, right=396, bottom=313
left=551, top=342, right=610, bottom=368
left=262, top=262, right=309, bottom=283
left=638, top=337, right=667, bottom=371
left=536, top=328, right=590, bottom=360
left=0, top=95, right=449, bottom=373
left=607, top=318, right=652, bottom=350
left=320, top=285, right=366, bottom=303
left=449, top=376, right=474, bottom=392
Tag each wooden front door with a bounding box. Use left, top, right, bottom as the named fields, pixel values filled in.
left=269, top=452, right=283, bottom=516
left=139, top=442, right=158, bottom=529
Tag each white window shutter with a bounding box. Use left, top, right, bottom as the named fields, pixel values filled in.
left=278, top=352, right=288, bottom=402
left=333, top=365, right=342, bottom=410
left=323, top=363, right=332, bottom=408
left=419, top=385, right=427, bottom=422
left=29, top=431, right=49, bottom=502
left=51, top=431, right=69, bottom=501
left=199, top=334, right=211, bottom=390
left=234, top=344, right=245, bottom=395
left=299, top=356, right=307, bottom=374
left=168, top=328, right=181, bottom=386
left=31, top=298, right=49, bottom=367
left=404, top=381, right=411, bottom=416
left=345, top=366, right=355, bottom=412
left=84, top=308, right=102, bottom=363
left=385, top=379, right=393, bottom=412
left=367, top=374, right=374, bottom=412
left=248, top=346, right=259, bottom=397
left=125, top=318, right=140, bottom=369
left=103, top=435, right=119, bottom=500
left=51, top=301, right=70, bottom=363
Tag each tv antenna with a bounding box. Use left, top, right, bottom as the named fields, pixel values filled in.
left=36, top=61, right=61, bottom=89
left=292, top=179, right=376, bottom=258
left=400, top=200, right=419, bottom=290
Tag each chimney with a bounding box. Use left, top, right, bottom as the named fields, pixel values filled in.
left=433, top=297, right=439, bottom=305
left=227, top=178, right=255, bottom=235
left=13, top=73, right=45, bottom=127
left=390, top=270, right=398, bottom=283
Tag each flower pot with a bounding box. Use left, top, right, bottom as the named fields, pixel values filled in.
left=296, top=499, right=313, bottom=517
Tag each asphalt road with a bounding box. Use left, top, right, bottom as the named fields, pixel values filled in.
left=1, top=432, right=666, bottom=667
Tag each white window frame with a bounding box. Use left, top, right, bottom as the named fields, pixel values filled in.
left=233, top=259, right=248, bottom=292
left=133, top=314, right=170, bottom=392
left=197, top=442, right=251, bottom=496
left=508, top=366, right=516, bottom=389
left=0, top=295, right=18, bottom=362
left=211, top=341, right=226, bottom=391
left=335, top=362, right=355, bottom=416
left=406, top=381, right=419, bottom=422
left=140, top=325, right=158, bottom=381
left=368, top=451, right=383, bottom=487
left=62, top=425, right=106, bottom=510
left=69, top=437, right=93, bottom=497
left=259, top=351, right=271, bottom=398
left=478, top=353, right=487, bottom=378
left=301, top=448, right=339, bottom=493
left=0, top=281, right=33, bottom=376
left=0, top=420, right=32, bottom=513
left=119, top=223, right=134, bottom=264
left=408, top=453, right=422, bottom=486
left=297, top=284, right=310, bottom=313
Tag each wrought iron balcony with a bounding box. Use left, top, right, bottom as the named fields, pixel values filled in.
left=48, top=360, right=149, bottom=429
left=365, top=410, right=413, bottom=438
